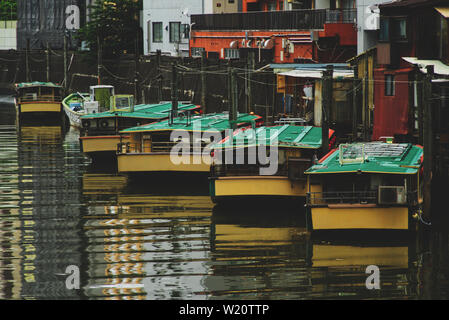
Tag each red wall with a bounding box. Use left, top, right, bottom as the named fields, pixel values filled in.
left=372, top=68, right=413, bottom=141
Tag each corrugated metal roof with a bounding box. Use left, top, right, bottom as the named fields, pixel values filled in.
left=212, top=125, right=330, bottom=149
left=120, top=113, right=262, bottom=133
left=435, top=7, right=449, bottom=18
left=278, top=68, right=354, bottom=79
left=81, top=103, right=200, bottom=120
left=305, top=142, right=423, bottom=175
left=15, top=82, right=62, bottom=89
left=402, top=57, right=449, bottom=76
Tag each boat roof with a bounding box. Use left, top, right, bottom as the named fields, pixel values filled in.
left=305, top=142, right=423, bottom=175
left=80, top=102, right=201, bottom=120
left=120, top=112, right=262, bottom=133
left=15, top=82, right=62, bottom=89
left=212, top=125, right=332, bottom=149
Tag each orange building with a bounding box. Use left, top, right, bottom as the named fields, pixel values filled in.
left=189, top=2, right=357, bottom=63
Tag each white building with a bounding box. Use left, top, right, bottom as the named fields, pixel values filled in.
left=141, top=0, right=241, bottom=57
left=0, top=21, right=17, bottom=50
left=141, top=0, right=203, bottom=57
left=356, top=0, right=390, bottom=54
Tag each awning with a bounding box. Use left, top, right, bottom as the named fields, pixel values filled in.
left=402, top=57, right=449, bottom=76
left=435, top=7, right=449, bottom=18
left=278, top=68, right=354, bottom=79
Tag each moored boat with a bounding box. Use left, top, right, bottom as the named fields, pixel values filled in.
left=116, top=112, right=263, bottom=177
left=15, top=82, right=63, bottom=119
left=305, top=142, right=424, bottom=232
left=209, top=125, right=335, bottom=204
left=79, top=99, right=201, bottom=161
left=62, top=85, right=115, bottom=128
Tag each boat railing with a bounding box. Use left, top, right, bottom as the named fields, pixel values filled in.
left=18, top=95, right=62, bottom=103
left=210, top=162, right=288, bottom=177
left=117, top=141, right=211, bottom=154
left=306, top=190, right=378, bottom=206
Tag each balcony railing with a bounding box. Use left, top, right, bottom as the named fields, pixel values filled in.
left=191, top=9, right=356, bottom=31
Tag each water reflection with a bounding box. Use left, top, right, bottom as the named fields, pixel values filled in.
left=1, top=96, right=449, bottom=300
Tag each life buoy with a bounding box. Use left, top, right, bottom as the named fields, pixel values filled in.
left=82, top=120, right=90, bottom=128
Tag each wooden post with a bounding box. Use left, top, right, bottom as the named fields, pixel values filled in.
left=321, top=65, right=333, bottom=156
left=247, top=51, right=255, bottom=114
left=46, top=42, right=50, bottom=82
left=416, top=69, right=424, bottom=146
left=363, top=57, right=370, bottom=141
left=64, top=33, right=68, bottom=89
left=201, top=50, right=207, bottom=113
left=134, top=37, right=140, bottom=105
left=97, top=32, right=102, bottom=85
left=352, top=65, right=359, bottom=142
left=156, top=49, right=162, bottom=102
left=423, top=65, right=434, bottom=221
left=25, top=38, right=30, bottom=82
left=171, top=62, right=178, bottom=120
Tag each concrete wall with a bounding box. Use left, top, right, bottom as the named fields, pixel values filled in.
left=356, top=0, right=390, bottom=54
left=0, top=21, right=17, bottom=50
left=142, top=0, right=203, bottom=56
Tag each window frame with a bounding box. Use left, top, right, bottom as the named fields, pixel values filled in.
left=169, top=21, right=181, bottom=43
left=152, top=22, right=163, bottom=43
left=385, top=74, right=395, bottom=96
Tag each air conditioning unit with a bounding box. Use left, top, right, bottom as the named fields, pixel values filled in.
left=378, top=186, right=406, bottom=205
left=84, top=101, right=99, bottom=114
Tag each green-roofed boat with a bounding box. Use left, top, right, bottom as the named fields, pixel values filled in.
left=305, top=142, right=424, bottom=231
left=209, top=125, right=335, bottom=204
left=79, top=100, right=201, bottom=161
left=116, top=112, right=263, bottom=175
left=14, top=82, right=63, bottom=119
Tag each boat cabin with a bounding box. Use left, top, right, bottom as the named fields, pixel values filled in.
left=305, top=142, right=424, bottom=231
left=209, top=125, right=335, bottom=202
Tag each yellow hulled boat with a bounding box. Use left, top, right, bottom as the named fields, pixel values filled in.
left=15, top=82, right=63, bottom=118
left=79, top=97, right=201, bottom=161
left=305, top=142, right=424, bottom=231
left=209, top=125, right=335, bottom=204
left=117, top=112, right=262, bottom=176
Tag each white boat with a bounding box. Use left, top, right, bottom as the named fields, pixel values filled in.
left=62, top=85, right=115, bottom=128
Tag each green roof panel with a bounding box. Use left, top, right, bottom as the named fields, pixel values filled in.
left=80, top=102, right=200, bottom=120
left=120, top=113, right=262, bottom=134
left=212, top=125, right=328, bottom=149
left=305, top=142, right=423, bottom=175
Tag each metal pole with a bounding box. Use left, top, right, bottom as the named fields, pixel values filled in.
left=201, top=50, right=207, bottom=113
left=171, top=62, right=178, bottom=119
left=423, top=65, right=434, bottom=220
left=64, top=33, right=68, bottom=89
left=46, top=42, right=50, bottom=82
left=25, top=38, right=30, bottom=82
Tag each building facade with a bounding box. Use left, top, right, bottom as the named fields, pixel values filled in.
left=189, top=0, right=357, bottom=63
left=142, top=0, right=241, bottom=57
left=373, top=0, right=449, bottom=142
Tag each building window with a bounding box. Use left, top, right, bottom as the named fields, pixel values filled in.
left=391, top=18, right=407, bottom=41
left=152, top=22, right=162, bottom=43
left=170, top=22, right=181, bottom=43
left=379, top=18, right=389, bottom=41
left=181, top=24, right=190, bottom=40
left=228, top=0, right=235, bottom=3
left=225, top=48, right=239, bottom=59
left=191, top=47, right=205, bottom=57
left=385, top=75, right=395, bottom=96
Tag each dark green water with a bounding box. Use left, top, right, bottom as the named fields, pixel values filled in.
left=1, top=95, right=448, bottom=300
